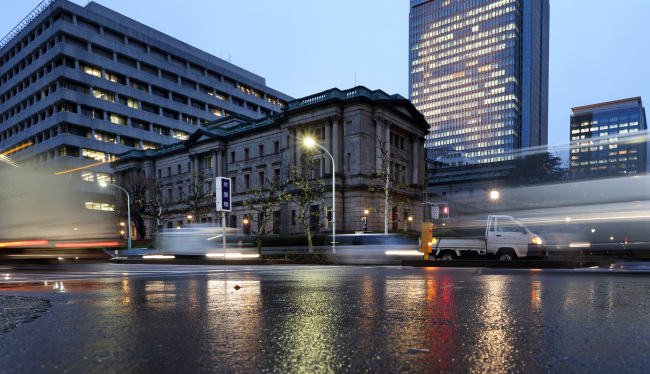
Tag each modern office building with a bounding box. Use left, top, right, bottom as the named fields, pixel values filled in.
left=0, top=0, right=291, bottom=184
left=409, top=0, right=549, bottom=163
left=570, top=97, right=647, bottom=178
left=111, top=86, right=429, bottom=238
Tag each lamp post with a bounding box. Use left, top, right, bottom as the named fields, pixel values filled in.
left=187, top=214, right=193, bottom=226
left=363, top=209, right=369, bottom=231
left=100, top=182, right=131, bottom=252
left=407, top=216, right=413, bottom=231
left=304, top=138, right=336, bottom=254
left=243, top=218, right=249, bottom=235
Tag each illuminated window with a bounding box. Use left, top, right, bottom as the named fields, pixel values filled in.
left=82, top=149, right=105, bottom=161
left=142, top=141, right=159, bottom=150
left=109, top=113, right=127, bottom=125
left=118, top=96, right=139, bottom=109
left=105, top=72, right=125, bottom=84
left=96, top=173, right=112, bottom=183
left=93, top=88, right=114, bottom=102
left=172, top=130, right=188, bottom=140
left=85, top=202, right=114, bottom=211
left=82, top=65, right=101, bottom=77
left=81, top=171, right=94, bottom=181
left=94, top=131, right=116, bottom=143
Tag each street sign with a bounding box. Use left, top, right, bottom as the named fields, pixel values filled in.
left=432, top=206, right=439, bottom=219
left=215, top=177, right=232, bottom=212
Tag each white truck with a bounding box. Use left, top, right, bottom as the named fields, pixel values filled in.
left=428, top=215, right=548, bottom=261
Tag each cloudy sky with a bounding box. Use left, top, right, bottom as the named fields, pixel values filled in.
left=2, top=0, right=648, bottom=149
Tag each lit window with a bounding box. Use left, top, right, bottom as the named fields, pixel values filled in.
left=85, top=201, right=114, bottom=211
left=82, top=65, right=101, bottom=78
left=109, top=113, right=127, bottom=125
left=96, top=173, right=112, bottom=183
left=93, top=89, right=114, bottom=102
left=81, top=171, right=94, bottom=181
left=82, top=149, right=106, bottom=161
left=172, top=130, right=188, bottom=140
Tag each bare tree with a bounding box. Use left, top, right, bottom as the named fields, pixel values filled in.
left=139, top=178, right=174, bottom=235
left=179, top=171, right=213, bottom=223
left=115, top=172, right=148, bottom=239
left=242, top=177, right=282, bottom=255
left=370, top=138, right=412, bottom=234
left=279, top=152, right=327, bottom=253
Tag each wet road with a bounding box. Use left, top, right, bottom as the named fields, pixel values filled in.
left=1, top=264, right=649, bottom=373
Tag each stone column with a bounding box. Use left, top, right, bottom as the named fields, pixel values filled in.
left=332, top=115, right=341, bottom=172
left=411, top=135, right=419, bottom=185
left=294, top=128, right=302, bottom=167
left=324, top=120, right=332, bottom=174
left=217, top=150, right=223, bottom=177
left=374, top=116, right=384, bottom=171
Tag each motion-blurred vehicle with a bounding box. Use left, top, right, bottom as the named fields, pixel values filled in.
left=425, top=215, right=547, bottom=260
left=154, top=224, right=257, bottom=258
left=332, top=233, right=420, bottom=263
left=0, top=157, right=120, bottom=261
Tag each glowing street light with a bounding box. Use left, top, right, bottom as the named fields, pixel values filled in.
left=304, top=137, right=336, bottom=254
left=490, top=190, right=499, bottom=215
left=100, top=182, right=131, bottom=251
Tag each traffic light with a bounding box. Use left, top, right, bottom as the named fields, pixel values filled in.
left=443, top=206, right=449, bottom=219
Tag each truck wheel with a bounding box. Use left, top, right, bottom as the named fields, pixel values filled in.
left=498, top=250, right=515, bottom=261
left=440, top=251, right=456, bottom=261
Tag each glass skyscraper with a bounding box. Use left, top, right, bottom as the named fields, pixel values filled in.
left=409, top=0, right=549, bottom=163
left=570, top=97, right=647, bottom=177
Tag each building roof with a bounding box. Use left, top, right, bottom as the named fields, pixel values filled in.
left=571, top=97, right=643, bottom=114
left=114, top=86, right=428, bottom=164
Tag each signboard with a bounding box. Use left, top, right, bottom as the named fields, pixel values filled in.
left=215, top=177, right=232, bottom=212
left=432, top=205, right=439, bottom=219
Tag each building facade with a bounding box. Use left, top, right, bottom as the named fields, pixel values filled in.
left=570, top=97, right=647, bottom=178
left=409, top=0, right=549, bottom=163
left=111, top=87, right=429, bottom=238
left=0, top=0, right=291, bottom=185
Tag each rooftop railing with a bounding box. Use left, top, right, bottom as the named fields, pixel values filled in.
left=0, top=0, right=54, bottom=52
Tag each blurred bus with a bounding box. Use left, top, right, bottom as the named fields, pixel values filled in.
left=0, top=157, right=120, bottom=260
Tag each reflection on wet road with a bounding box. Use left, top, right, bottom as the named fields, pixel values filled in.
left=1, top=264, right=649, bottom=373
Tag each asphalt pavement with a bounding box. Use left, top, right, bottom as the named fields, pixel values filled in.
left=1, top=264, right=649, bottom=373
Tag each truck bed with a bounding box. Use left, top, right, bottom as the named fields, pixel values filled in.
left=433, top=237, right=486, bottom=251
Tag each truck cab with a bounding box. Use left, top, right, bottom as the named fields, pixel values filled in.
left=486, top=215, right=547, bottom=260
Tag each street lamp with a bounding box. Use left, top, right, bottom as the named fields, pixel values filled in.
left=100, top=182, right=131, bottom=252
left=304, top=137, right=336, bottom=254
left=243, top=218, right=249, bottom=235
left=363, top=209, right=369, bottom=231
left=187, top=214, right=193, bottom=226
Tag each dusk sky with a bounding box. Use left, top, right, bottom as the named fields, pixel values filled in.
left=2, top=0, right=649, bottom=151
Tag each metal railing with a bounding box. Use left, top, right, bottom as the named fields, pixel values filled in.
left=0, top=0, right=54, bottom=52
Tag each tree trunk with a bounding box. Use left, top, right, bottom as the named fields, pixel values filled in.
left=306, top=228, right=313, bottom=253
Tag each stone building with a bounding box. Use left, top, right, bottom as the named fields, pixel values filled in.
left=111, top=86, right=429, bottom=238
